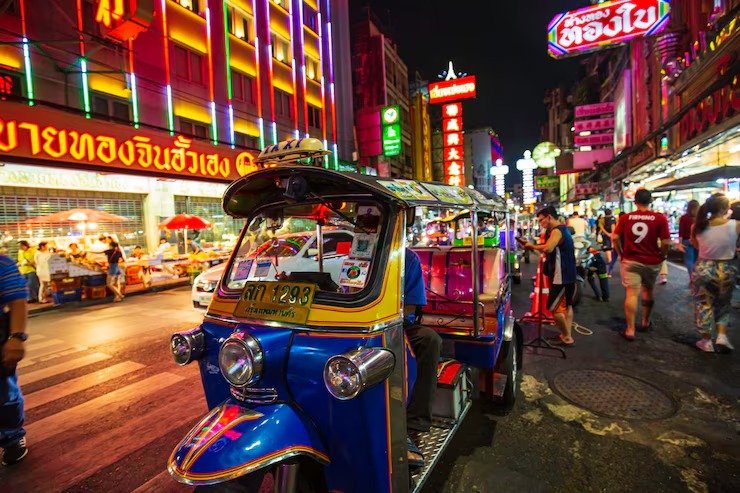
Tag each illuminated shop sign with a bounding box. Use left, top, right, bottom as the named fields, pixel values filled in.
left=679, top=76, right=740, bottom=143
left=442, top=102, right=464, bottom=187
left=548, top=0, right=671, bottom=59
left=94, top=0, right=153, bottom=42
left=0, top=101, right=257, bottom=182
left=381, top=105, right=402, bottom=157
left=428, top=75, right=477, bottom=104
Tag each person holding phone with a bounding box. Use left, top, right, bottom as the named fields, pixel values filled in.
left=0, top=254, right=29, bottom=465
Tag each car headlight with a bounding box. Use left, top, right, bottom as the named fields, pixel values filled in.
left=219, top=332, right=263, bottom=387
left=170, top=328, right=205, bottom=366
left=324, top=348, right=395, bottom=400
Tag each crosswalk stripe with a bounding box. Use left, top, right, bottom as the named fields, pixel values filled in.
left=9, top=391, right=206, bottom=493
left=25, top=338, right=65, bottom=352
left=19, top=352, right=112, bottom=385
left=26, top=372, right=186, bottom=444
left=24, top=361, right=146, bottom=411
left=19, top=344, right=89, bottom=369
left=131, top=471, right=193, bottom=493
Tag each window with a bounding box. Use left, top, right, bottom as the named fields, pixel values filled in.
left=232, top=70, right=255, bottom=104
left=179, top=118, right=209, bottom=139
left=80, top=0, right=101, bottom=36
left=0, top=72, right=22, bottom=101
left=91, top=93, right=131, bottom=122
left=307, top=105, right=322, bottom=130
left=271, top=34, right=291, bottom=64
left=274, top=88, right=293, bottom=119
left=234, top=132, right=259, bottom=149
left=177, top=0, right=202, bottom=15
left=304, top=5, right=318, bottom=31
left=174, top=45, right=204, bottom=84
left=227, top=7, right=253, bottom=43
left=306, top=57, right=319, bottom=81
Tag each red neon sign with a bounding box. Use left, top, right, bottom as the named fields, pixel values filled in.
left=93, top=0, right=153, bottom=42
left=548, top=0, right=671, bottom=58
left=428, top=76, right=477, bottom=104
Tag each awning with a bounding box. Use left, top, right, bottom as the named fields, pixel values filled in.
left=653, top=166, right=739, bottom=192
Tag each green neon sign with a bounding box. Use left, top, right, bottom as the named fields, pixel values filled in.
left=381, top=105, right=402, bottom=157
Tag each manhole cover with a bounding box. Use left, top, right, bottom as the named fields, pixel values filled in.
left=551, top=369, right=678, bottom=420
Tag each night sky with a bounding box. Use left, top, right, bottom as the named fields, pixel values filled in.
left=362, top=0, right=590, bottom=184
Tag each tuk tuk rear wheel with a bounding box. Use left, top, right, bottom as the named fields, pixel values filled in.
left=491, top=331, right=520, bottom=414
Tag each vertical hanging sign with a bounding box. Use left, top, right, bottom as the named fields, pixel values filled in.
left=381, top=105, right=402, bottom=157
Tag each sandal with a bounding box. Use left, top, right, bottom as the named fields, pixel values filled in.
left=406, top=437, right=425, bottom=470
left=552, top=338, right=575, bottom=347
left=637, top=321, right=653, bottom=333
left=621, top=331, right=635, bottom=342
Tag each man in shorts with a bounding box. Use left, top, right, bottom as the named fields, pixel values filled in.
left=523, top=206, right=577, bottom=346
left=613, top=189, right=671, bottom=341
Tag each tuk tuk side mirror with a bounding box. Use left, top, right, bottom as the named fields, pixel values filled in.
left=307, top=248, right=319, bottom=257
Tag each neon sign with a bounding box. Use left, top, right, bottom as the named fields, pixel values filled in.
left=442, top=101, right=465, bottom=187
left=96, top=0, right=124, bottom=27
left=93, top=0, right=153, bottom=42
left=381, top=105, right=402, bottom=157
left=548, top=0, right=671, bottom=58
left=428, top=75, right=477, bottom=104
left=0, top=101, right=257, bottom=182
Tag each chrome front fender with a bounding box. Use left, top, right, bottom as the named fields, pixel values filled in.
left=168, top=400, right=329, bottom=486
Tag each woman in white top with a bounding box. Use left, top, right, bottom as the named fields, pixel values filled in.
left=690, top=193, right=739, bottom=353
left=34, top=241, right=52, bottom=303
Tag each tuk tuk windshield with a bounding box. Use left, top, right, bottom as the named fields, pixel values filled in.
left=223, top=201, right=385, bottom=296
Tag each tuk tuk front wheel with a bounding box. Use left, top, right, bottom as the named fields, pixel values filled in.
left=194, top=460, right=324, bottom=493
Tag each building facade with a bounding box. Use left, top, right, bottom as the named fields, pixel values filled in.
left=464, top=127, right=495, bottom=193
left=350, top=10, right=411, bottom=178
left=409, top=89, right=432, bottom=181
left=0, top=0, right=342, bottom=253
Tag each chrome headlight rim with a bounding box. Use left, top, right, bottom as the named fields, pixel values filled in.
left=323, top=347, right=396, bottom=400
left=170, top=328, right=205, bottom=366
left=219, top=332, right=264, bottom=388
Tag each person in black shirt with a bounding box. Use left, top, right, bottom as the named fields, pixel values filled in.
left=586, top=246, right=610, bottom=302
left=105, top=241, right=125, bottom=302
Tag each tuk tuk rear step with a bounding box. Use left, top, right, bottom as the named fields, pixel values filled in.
left=410, top=399, right=472, bottom=493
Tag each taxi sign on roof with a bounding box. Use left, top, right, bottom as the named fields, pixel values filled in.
left=256, top=137, right=331, bottom=163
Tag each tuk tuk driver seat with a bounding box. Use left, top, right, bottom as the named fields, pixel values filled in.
left=404, top=248, right=443, bottom=433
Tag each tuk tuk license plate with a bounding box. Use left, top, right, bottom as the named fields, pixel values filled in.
left=233, top=282, right=316, bottom=324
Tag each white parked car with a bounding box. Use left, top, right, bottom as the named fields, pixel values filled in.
left=191, top=230, right=354, bottom=309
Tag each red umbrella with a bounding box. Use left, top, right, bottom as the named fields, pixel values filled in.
left=159, top=214, right=211, bottom=230
left=24, top=208, right=129, bottom=224
left=159, top=214, right=211, bottom=254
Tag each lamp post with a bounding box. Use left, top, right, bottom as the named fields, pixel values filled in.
left=490, top=158, right=509, bottom=197
left=516, top=150, right=538, bottom=205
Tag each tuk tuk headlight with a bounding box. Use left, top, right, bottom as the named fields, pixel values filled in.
left=219, top=333, right=263, bottom=387
left=170, top=328, right=205, bottom=366
left=324, top=348, right=395, bottom=400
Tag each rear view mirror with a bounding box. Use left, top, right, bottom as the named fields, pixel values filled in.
left=307, top=248, right=319, bottom=257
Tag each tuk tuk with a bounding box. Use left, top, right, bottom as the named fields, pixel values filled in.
left=167, top=139, right=522, bottom=492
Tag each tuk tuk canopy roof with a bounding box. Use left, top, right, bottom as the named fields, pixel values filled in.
left=223, top=166, right=507, bottom=218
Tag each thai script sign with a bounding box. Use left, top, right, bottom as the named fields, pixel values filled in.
left=575, top=102, right=615, bottom=119
left=381, top=105, right=402, bottom=157
left=0, top=101, right=258, bottom=182
left=575, top=182, right=601, bottom=197
left=548, top=0, right=671, bottom=58
left=679, top=76, right=740, bottom=143
left=535, top=175, right=560, bottom=189
left=428, top=75, right=477, bottom=104
left=95, top=0, right=153, bottom=42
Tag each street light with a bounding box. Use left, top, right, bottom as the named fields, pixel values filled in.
left=516, top=150, right=538, bottom=205
left=490, top=158, right=509, bottom=197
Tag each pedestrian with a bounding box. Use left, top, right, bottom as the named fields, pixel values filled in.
left=600, top=209, right=617, bottom=274
left=187, top=238, right=203, bottom=254
left=16, top=241, right=38, bottom=303
left=34, top=242, right=52, bottom=304
left=613, top=189, right=671, bottom=341
left=678, top=200, right=700, bottom=278
left=690, top=193, right=739, bottom=353
left=567, top=211, right=588, bottom=237
left=0, top=254, right=30, bottom=465
left=523, top=206, right=577, bottom=346
left=658, top=257, right=669, bottom=285
left=586, top=246, right=610, bottom=302
left=104, top=241, right=125, bottom=302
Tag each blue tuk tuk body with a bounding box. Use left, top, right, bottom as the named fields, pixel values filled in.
left=167, top=142, right=521, bottom=492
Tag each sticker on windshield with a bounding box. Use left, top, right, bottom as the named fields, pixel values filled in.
left=377, top=180, right=436, bottom=201
left=355, top=206, right=382, bottom=233
left=351, top=233, right=377, bottom=259
left=233, top=259, right=254, bottom=281
left=338, top=259, right=371, bottom=288
left=253, top=260, right=273, bottom=279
